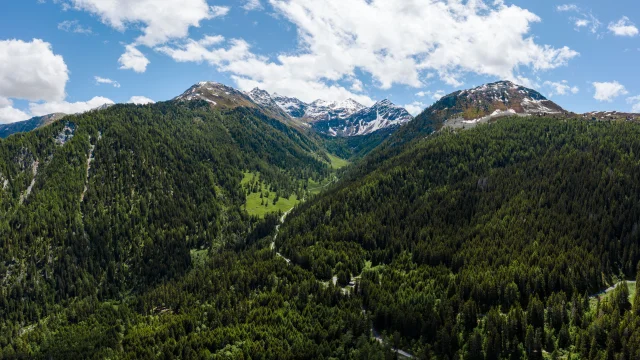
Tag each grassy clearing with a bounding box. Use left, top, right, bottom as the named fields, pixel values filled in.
left=242, top=172, right=300, bottom=218
left=306, top=177, right=335, bottom=196
left=590, top=280, right=637, bottom=310
left=327, top=153, right=350, bottom=170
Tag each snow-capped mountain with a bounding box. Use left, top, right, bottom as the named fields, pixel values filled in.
left=175, top=82, right=413, bottom=136
left=247, top=87, right=411, bottom=136
left=302, top=99, right=366, bottom=122
left=247, top=88, right=293, bottom=121
left=272, top=94, right=308, bottom=118
left=312, top=99, right=413, bottom=136
left=423, top=80, right=568, bottom=129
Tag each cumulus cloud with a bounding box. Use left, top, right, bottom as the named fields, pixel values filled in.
left=29, top=96, right=114, bottom=116
left=57, top=20, right=92, bottom=34
left=593, top=81, right=628, bottom=102
left=414, top=90, right=445, bottom=100
left=94, top=76, right=120, bottom=88
left=0, top=39, right=69, bottom=102
left=62, top=0, right=225, bottom=46
left=58, top=0, right=230, bottom=72
left=0, top=38, right=114, bottom=123
left=119, top=45, right=150, bottom=73
left=432, top=90, right=446, bottom=101
left=128, top=96, right=155, bottom=105
left=0, top=97, right=12, bottom=108
left=155, top=36, right=250, bottom=65
left=157, top=0, right=578, bottom=104
left=404, top=101, right=426, bottom=116
left=543, top=80, right=579, bottom=97
left=609, top=17, right=639, bottom=37
left=627, top=96, right=640, bottom=113
left=0, top=98, right=30, bottom=124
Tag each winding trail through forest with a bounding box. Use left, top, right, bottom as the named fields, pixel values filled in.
left=271, top=209, right=293, bottom=264
left=271, top=201, right=414, bottom=358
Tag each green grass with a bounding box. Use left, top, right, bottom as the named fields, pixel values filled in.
left=242, top=172, right=300, bottom=218
left=590, top=280, right=637, bottom=310
left=306, top=177, right=333, bottom=196
left=326, top=153, right=350, bottom=170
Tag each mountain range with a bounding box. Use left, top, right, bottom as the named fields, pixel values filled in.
left=177, top=82, right=414, bottom=136
left=3, top=78, right=640, bottom=359
left=6, top=80, right=637, bottom=141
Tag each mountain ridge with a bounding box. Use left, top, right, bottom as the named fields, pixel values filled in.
left=246, top=87, right=413, bottom=137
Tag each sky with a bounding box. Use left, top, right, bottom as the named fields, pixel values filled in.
left=0, top=0, right=638, bottom=123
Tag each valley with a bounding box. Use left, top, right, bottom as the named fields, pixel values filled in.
left=1, top=80, right=640, bottom=359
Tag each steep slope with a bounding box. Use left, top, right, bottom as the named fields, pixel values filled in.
left=312, top=99, right=412, bottom=136
left=247, top=88, right=413, bottom=136
left=427, top=80, right=567, bottom=129
left=247, top=88, right=299, bottom=124
left=273, top=93, right=308, bottom=118
left=303, top=99, right=366, bottom=122
left=175, top=81, right=257, bottom=109
left=277, top=116, right=640, bottom=357
left=0, top=100, right=332, bottom=342
left=0, top=113, right=66, bottom=138
left=370, top=80, right=570, bottom=162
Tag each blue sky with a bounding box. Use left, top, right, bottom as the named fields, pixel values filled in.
left=0, top=0, right=638, bottom=123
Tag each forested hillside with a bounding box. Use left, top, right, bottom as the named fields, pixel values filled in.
left=0, top=100, right=344, bottom=358
left=278, top=117, right=640, bottom=358
left=5, top=99, right=640, bottom=359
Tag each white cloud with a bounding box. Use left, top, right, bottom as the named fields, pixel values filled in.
left=119, top=45, right=150, bottom=73
left=543, top=80, right=579, bottom=96
left=0, top=39, right=69, bottom=102
left=575, top=19, right=589, bottom=28
left=128, top=96, right=155, bottom=105
left=0, top=97, right=12, bottom=108
left=94, top=76, right=120, bottom=88
left=59, top=0, right=230, bottom=72
left=210, top=6, right=230, bottom=18
left=556, top=4, right=601, bottom=34
left=557, top=4, right=578, bottom=12
left=0, top=101, right=30, bottom=124
left=414, top=89, right=444, bottom=100
left=627, top=96, right=640, bottom=113
left=29, top=96, right=114, bottom=116
left=243, top=0, right=262, bottom=11
left=609, top=17, right=639, bottom=37
left=0, top=39, right=114, bottom=123
left=350, top=78, right=364, bottom=92
left=158, top=1, right=577, bottom=104
left=57, top=20, right=92, bottom=34
left=592, top=81, right=628, bottom=102
left=404, top=101, right=426, bottom=116
left=432, top=90, right=446, bottom=101
left=62, top=0, right=224, bottom=47
left=157, top=37, right=254, bottom=66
